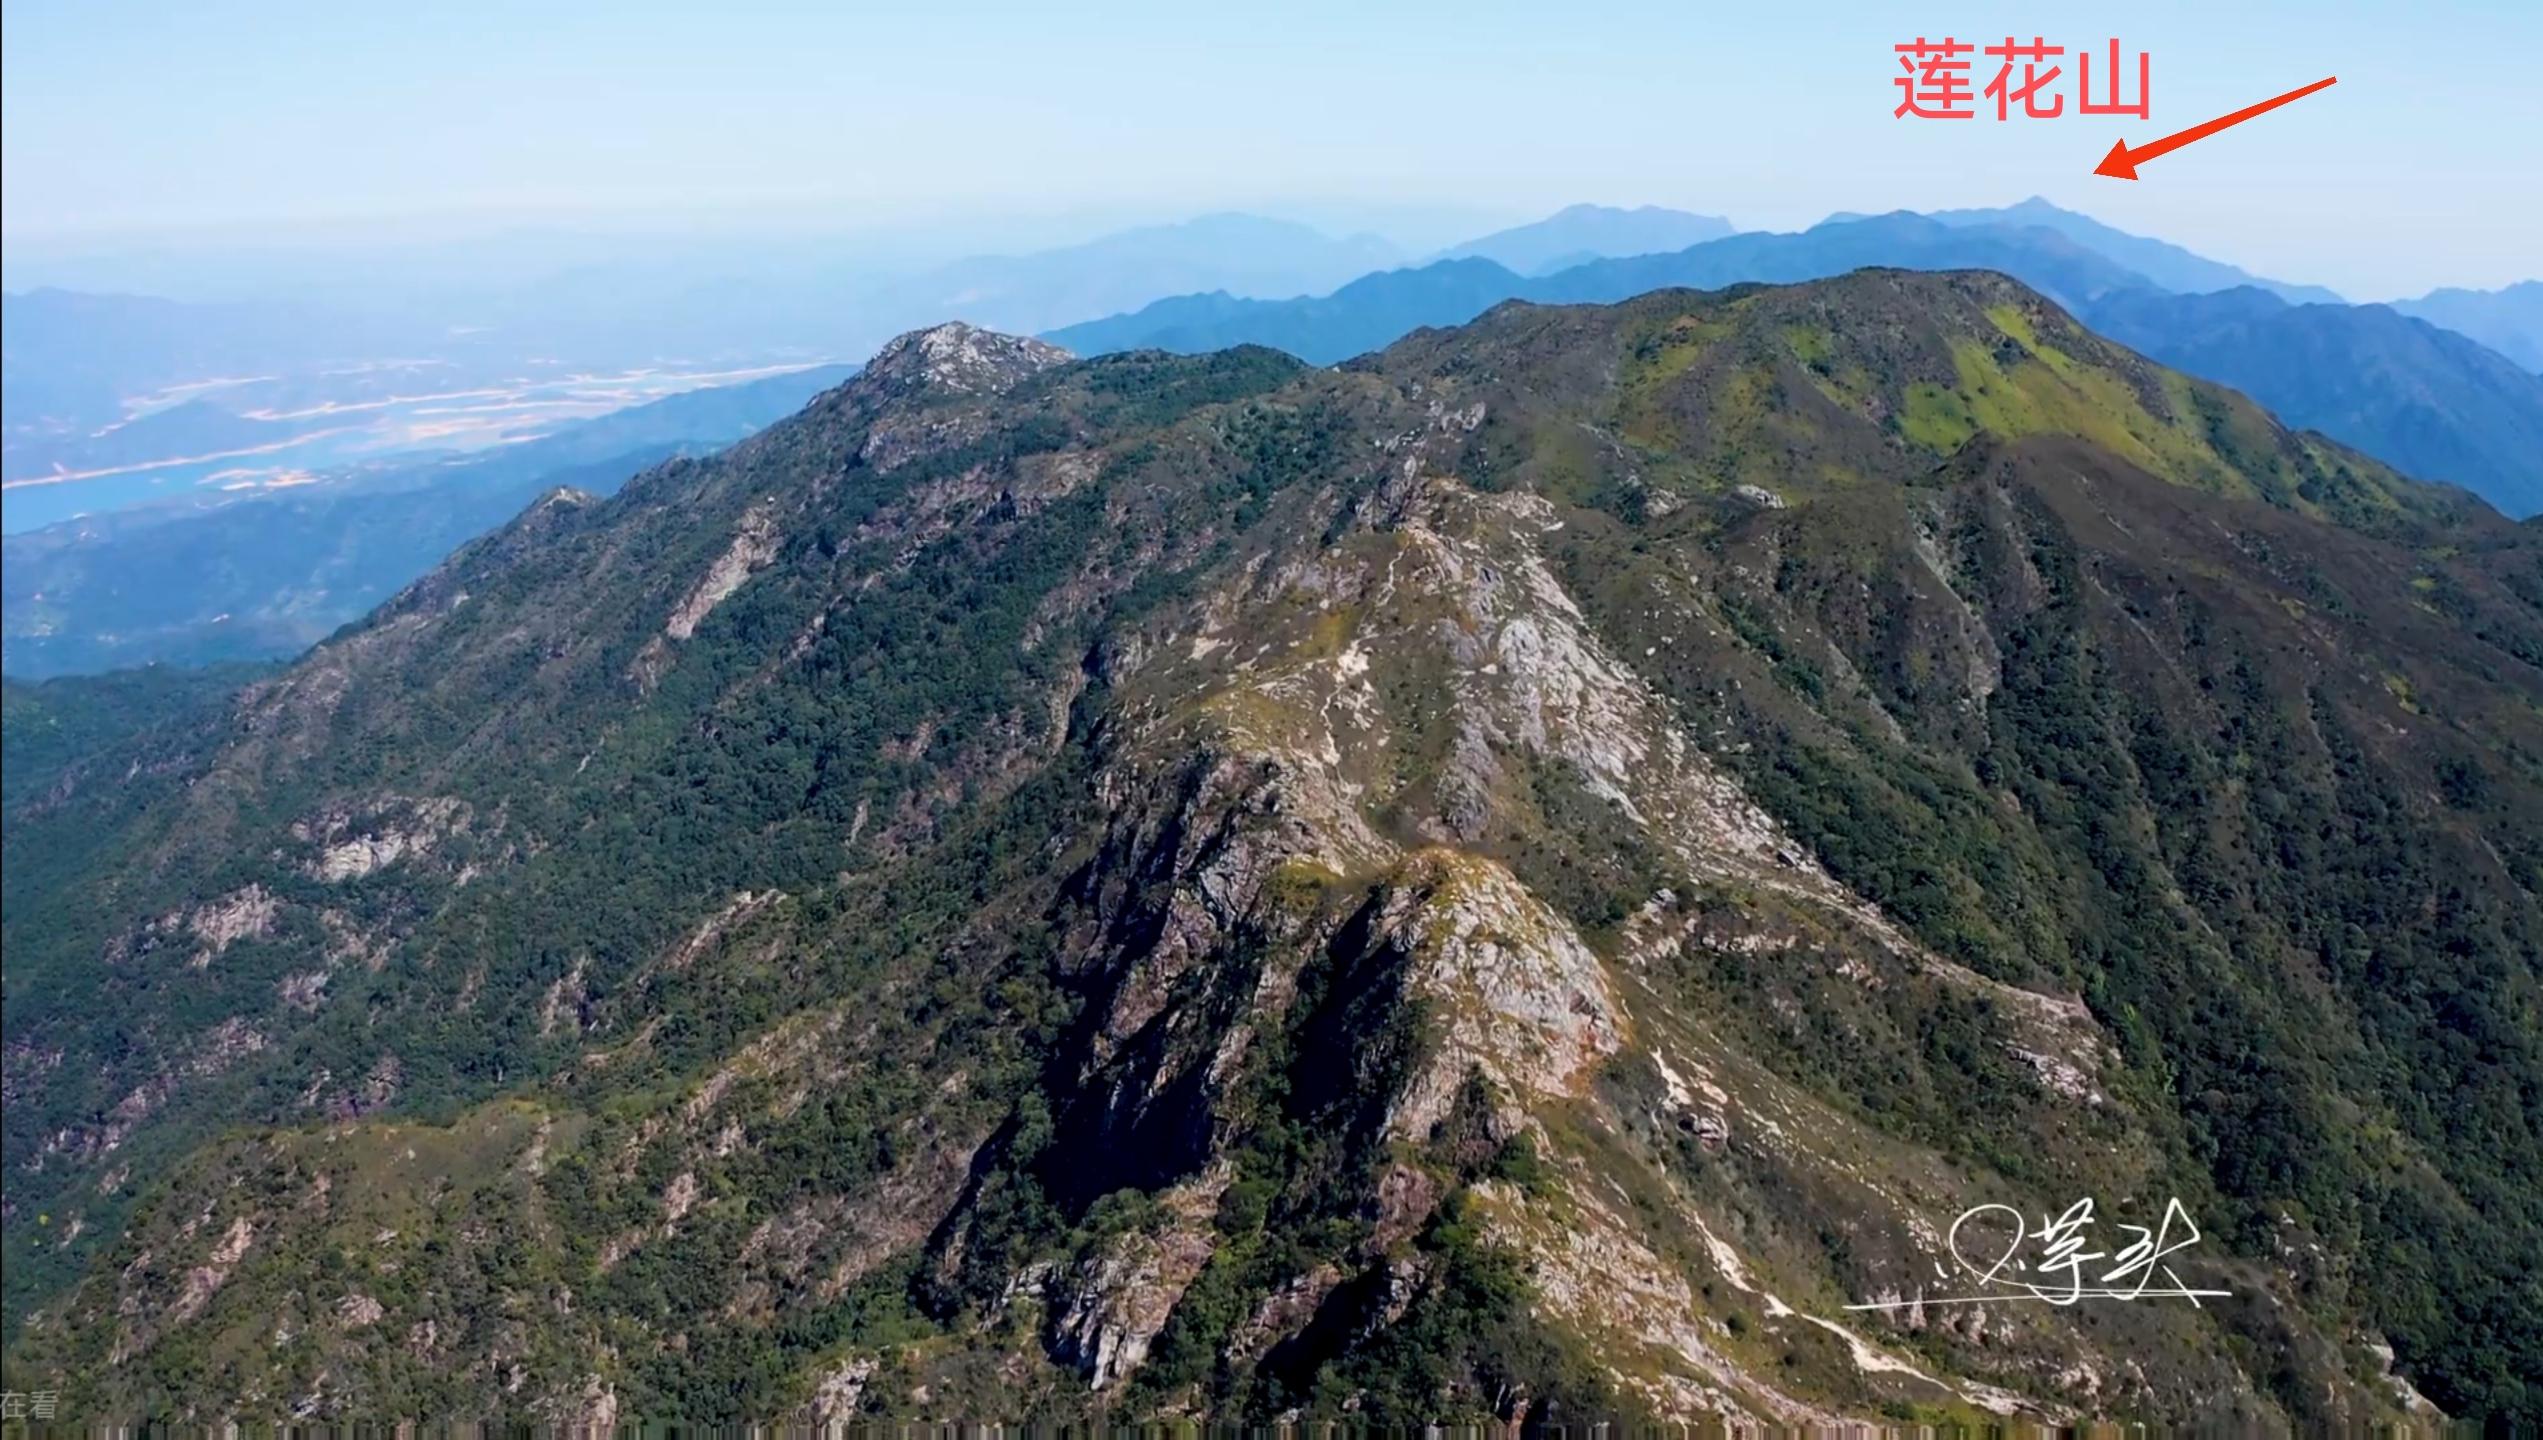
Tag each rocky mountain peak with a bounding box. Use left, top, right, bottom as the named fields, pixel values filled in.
left=861, top=321, right=1072, bottom=395
left=5, top=270, right=2537, bottom=1428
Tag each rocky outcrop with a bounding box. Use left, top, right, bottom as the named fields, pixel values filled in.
left=1374, top=850, right=1623, bottom=1138
left=294, top=795, right=471, bottom=882
left=665, top=499, right=781, bottom=641
left=12, top=292, right=2510, bottom=1429
left=1047, top=1177, right=1224, bottom=1388
left=861, top=322, right=1071, bottom=398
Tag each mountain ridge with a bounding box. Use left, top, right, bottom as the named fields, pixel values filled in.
left=2393, top=279, right=2543, bottom=372
left=1435, top=203, right=1737, bottom=275
left=3, top=364, right=859, bottom=677
left=1897, top=197, right=2345, bottom=304
left=1047, top=214, right=2543, bottom=517
left=5, top=274, right=2538, bottom=1425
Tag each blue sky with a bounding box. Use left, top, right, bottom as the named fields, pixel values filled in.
left=3, top=0, right=2536, bottom=299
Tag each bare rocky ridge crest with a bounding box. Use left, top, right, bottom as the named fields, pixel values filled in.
left=7, top=282, right=2532, bottom=1427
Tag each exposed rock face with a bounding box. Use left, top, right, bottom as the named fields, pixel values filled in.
left=10, top=290, right=2533, bottom=1429
left=805, top=1356, right=878, bottom=1426
left=862, top=322, right=1072, bottom=397
left=1374, top=850, right=1623, bottom=1138
left=1046, top=1178, right=1224, bottom=1388
left=665, top=499, right=783, bottom=641
left=295, top=796, right=471, bottom=882
left=181, top=885, right=279, bottom=965
left=183, top=1217, right=255, bottom=1313
left=949, top=445, right=2187, bottom=1423
left=555, top=1376, right=619, bottom=1436
left=852, top=324, right=1074, bottom=473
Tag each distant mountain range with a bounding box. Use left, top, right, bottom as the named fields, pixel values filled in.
left=935, top=204, right=1759, bottom=321
left=1435, top=202, right=1735, bottom=275
left=9, top=201, right=2538, bottom=688
left=1046, top=212, right=2159, bottom=362
left=2, top=364, right=853, bottom=677
left=1048, top=206, right=2543, bottom=516
left=3, top=208, right=1656, bottom=528
left=2393, top=281, right=2543, bottom=372
left=865, top=213, right=1407, bottom=337
left=1882, top=196, right=2346, bottom=304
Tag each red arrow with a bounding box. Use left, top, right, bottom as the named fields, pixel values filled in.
left=2094, top=75, right=2337, bottom=179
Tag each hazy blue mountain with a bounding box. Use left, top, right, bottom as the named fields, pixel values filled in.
left=2082, top=288, right=2543, bottom=515
left=1891, top=196, right=2346, bottom=304
left=1436, top=203, right=1736, bottom=274
left=876, top=213, right=1404, bottom=337
left=2392, top=281, right=2543, bottom=372
left=5, top=218, right=1404, bottom=472
left=1044, top=256, right=1534, bottom=365
left=2, top=364, right=852, bottom=677
left=1048, top=213, right=2151, bottom=363
left=445, top=215, right=1413, bottom=363
left=1529, top=211, right=2148, bottom=313
left=1046, top=213, right=2542, bottom=516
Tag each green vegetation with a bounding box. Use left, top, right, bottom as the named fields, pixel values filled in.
left=5, top=278, right=2538, bottom=1426
left=1561, top=412, right=2543, bottom=1419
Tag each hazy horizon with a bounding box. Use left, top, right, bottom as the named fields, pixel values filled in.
left=6, top=0, right=2538, bottom=303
